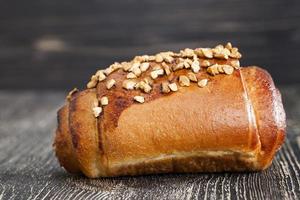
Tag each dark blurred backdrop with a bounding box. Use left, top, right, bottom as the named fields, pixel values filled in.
left=0, top=0, right=299, bottom=90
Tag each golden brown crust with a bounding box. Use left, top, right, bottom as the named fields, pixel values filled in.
left=54, top=61, right=285, bottom=176
left=53, top=105, right=80, bottom=173
left=241, top=67, right=286, bottom=169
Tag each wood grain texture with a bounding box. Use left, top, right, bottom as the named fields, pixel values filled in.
left=0, top=0, right=300, bottom=90
left=0, top=86, right=299, bottom=200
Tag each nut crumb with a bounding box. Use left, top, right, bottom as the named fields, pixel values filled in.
left=230, top=60, right=240, bottom=69
left=179, top=75, right=190, bottom=86
left=230, top=47, right=242, bottom=59
left=150, top=69, right=164, bottom=79
left=87, top=75, right=98, bottom=89
left=155, top=54, right=164, bottom=62
left=134, top=96, right=145, bottom=103
left=207, top=65, right=220, bottom=76
left=198, top=79, right=208, bottom=88
left=173, top=62, right=184, bottom=71
left=106, top=79, right=116, bottom=89
left=161, top=82, right=170, bottom=93
left=201, top=60, right=211, bottom=67
left=100, top=96, right=108, bottom=106
left=132, top=67, right=142, bottom=77
left=93, top=106, right=102, bottom=117
left=66, top=88, right=78, bottom=101
left=122, top=80, right=136, bottom=90
left=201, top=48, right=213, bottom=58
left=95, top=70, right=106, bottom=82
left=148, top=55, right=156, bottom=61
left=162, top=62, right=171, bottom=75
left=223, top=65, right=234, bottom=75
left=127, top=72, right=137, bottom=79
left=187, top=72, right=198, bottom=82
left=168, top=83, right=178, bottom=92
left=225, top=42, right=232, bottom=50
left=140, top=62, right=150, bottom=72
left=191, top=60, right=200, bottom=73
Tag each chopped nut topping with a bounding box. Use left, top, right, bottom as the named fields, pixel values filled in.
left=143, top=77, right=154, bottom=86
left=161, top=62, right=171, bottom=75
left=217, top=65, right=224, bottom=73
left=161, top=82, right=170, bottom=93
left=198, top=79, right=208, bottom=88
left=150, top=69, right=164, bottom=79
left=155, top=54, right=164, bottom=62
left=162, top=54, right=174, bottom=63
left=66, top=88, right=79, bottom=101
left=140, top=62, right=150, bottom=72
left=105, top=62, right=122, bottom=75
left=132, top=67, right=142, bottom=77
left=143, top=83, right=152, bottom=93
left=100, top=96, right=109, bottom=106
left=201, top=60, right=211, bottom=67
left=95, top=70, right=106, bottom=82
left=134, top=55, right=149, bottom=62
left=225, top=42, right=232, bottom=50
left=230, top=48, right=242, bottom=59
left=127, top=72, right=137, bottom=79
left=86, top=43, right=241, bottom=95
left=122, top=62, right=132, bottom=71
left=173, top=62, right=184, bottom=71
left=207, top=65, right=220, bottom=76
left=183, top=59, right=192, bottom=69
left=223, top=65, right=234, bottom=75
left=93, top=106, right=102, bottom=117
left=136, top=81, right=152, bottom=93
left=134, top=96, right=145, bottom=103
left=130, top=62, right=140, bottom=71
left=187, top=72, right=198, bottom=82
left=87, top=75, right=98, bottom=89
left=152, top=64, right=162, bottom=70
left=122, top=80, right=136, bottom=90
left=179, top=75, right=190, bottom=87
left=106, top=79, right=116, bottom=89
left=230, top=60, right=240, bottom=69
left=148, top=55, right=156, bottom=61
left=191, top=59, right=200, bottom=73
left=201, top=48, right=213, bottom=58
left=180, top=48, right=195, bottom=57
left=212, top=45, right=231, bottom=59
left=168, top=83, right=178, bottom=92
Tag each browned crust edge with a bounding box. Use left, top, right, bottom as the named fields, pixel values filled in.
left=241, top=67, right=286, bottom=169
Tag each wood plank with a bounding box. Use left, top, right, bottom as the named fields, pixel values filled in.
left=0, top=86, right=299, bottom=199
left=0, top=0, right=300, bottom=89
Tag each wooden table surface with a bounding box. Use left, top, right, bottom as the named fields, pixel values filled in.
left=0, top=86, right=299, bottom=200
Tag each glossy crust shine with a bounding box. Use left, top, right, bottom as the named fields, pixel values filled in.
left=53, top=67, right=286, bottom=177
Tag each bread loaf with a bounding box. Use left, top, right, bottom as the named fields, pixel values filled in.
left=54, top=43, right=286, bottom=177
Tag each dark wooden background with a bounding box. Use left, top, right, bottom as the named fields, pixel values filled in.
left=0, top=0, right=300, bottom=90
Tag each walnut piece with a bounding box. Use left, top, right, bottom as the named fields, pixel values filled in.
left=168, top=83, right=178, bottom=92
left=106, top=79, right=116, bottom=89
left=127, top=72, right=137, bottom=79
left=134, top=96, right=145, bottom=103
left=187, top=72, right=198, bottom=82
left=122, top=80, right=136, bottom=90
left=140, top=62, right=150, bottom=72
left=223, top=65, right=234, bottom=75
left=179, top=75, right=190, bottom=87
left=150, top=69, right=164, bottom=79
left=93, top=106, right=102, bottom=117
left=198, top=79, right=208, bottom=88
left=100, top=96, right=108, bottom=106
left=161, top=82, right=170, bottom=93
